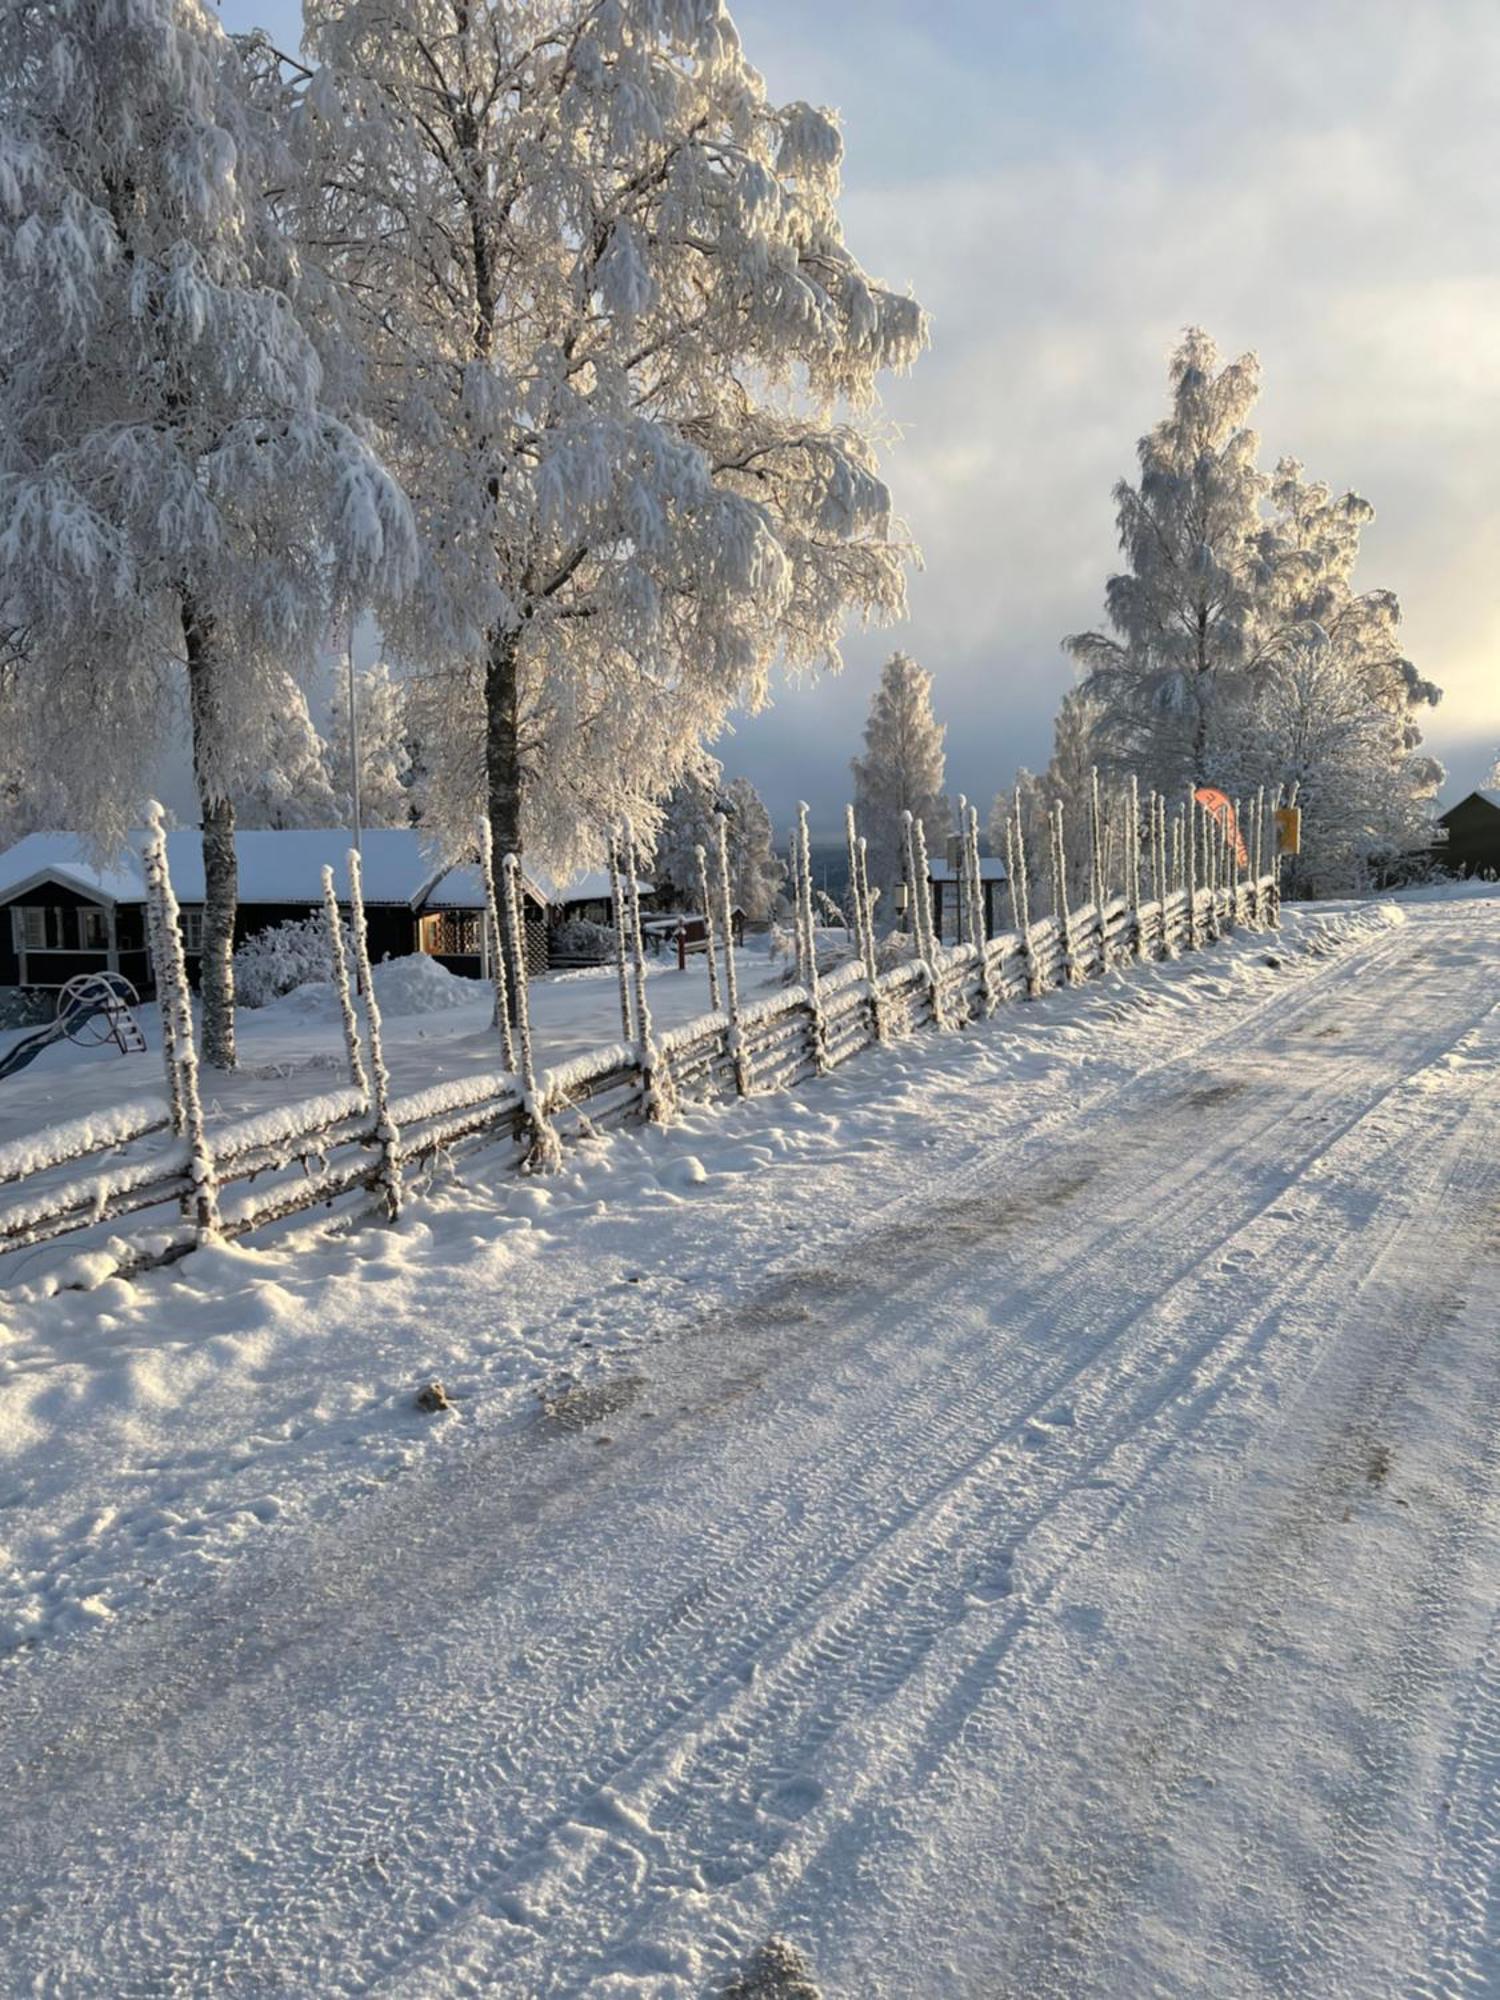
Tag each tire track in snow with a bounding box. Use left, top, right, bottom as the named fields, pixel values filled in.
left=0, top=903, right=1484, bottom=1996
left=198, top=946, right=1494, bottom=1995
left=433, top=955, right=1500, bottom=1995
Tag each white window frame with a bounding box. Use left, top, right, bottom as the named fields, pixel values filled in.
left=180, top=908, right=204, bottom=954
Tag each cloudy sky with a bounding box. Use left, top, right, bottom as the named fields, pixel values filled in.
left=224, top=0, right=1500, bottom=833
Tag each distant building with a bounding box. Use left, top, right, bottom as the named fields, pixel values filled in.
left=928, top=855, right=1009, bottom=943
left=0, top=830, right=551, bottom=993
left=1434, top=790, right=1500, bottom=878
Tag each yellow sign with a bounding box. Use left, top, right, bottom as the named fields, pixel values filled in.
left=1274, top=806, right=1302, bottom=856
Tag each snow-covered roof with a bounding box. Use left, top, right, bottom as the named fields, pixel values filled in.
left=0, top=834, right=147, bottom=906
left=1438, top=789, right=1500, bottom=823
left=0, top=828, right=454, bottom=909
left=928, top=857, right=1009, bottom=882
left=528, top=868, right=656, bottom=906
left=423, top=862, right=548, bottom=911
left=430, top=864, right=654, bottom=911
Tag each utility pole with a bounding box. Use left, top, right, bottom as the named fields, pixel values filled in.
left=346, top=614, right=362, bottom=858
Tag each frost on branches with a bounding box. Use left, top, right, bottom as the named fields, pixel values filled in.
left=651, top=760, right=725, bottom=907
left=0, top=0, right=415, bottom=1065
left=1065, top=330, right=1443, bottom=895
left=1064, top=329, right=1276, bottom=794
left=290, top=0, right=927, bottom=879
left=720, top=776, right=786, bottom=924
left=1247, top=458, right=1441, bottom=894
left=327, top=662, right=418, bottom=829
left=851, top=652, right=949, bottom=908
left=236, top=675, right=338, bottom=830
left=233, top=910, right=355, bottom=1009
left=652, top=763, right=785, bottom=921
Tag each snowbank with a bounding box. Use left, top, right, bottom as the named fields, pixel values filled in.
left=267, top=953, right=486, bottom=1025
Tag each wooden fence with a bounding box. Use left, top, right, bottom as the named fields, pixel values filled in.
left=0, top=788, right=1280, bottom=1289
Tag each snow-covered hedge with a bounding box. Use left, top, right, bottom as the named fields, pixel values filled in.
left=551, top=916, right=616, bottom=963
left=234, top=914, right=354, bottom=1010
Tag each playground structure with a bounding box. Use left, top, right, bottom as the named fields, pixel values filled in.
left=0, top=972, right=146, bottom=1082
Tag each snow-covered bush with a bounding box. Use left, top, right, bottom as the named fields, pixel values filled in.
left=234, top=914, right=353, bottom=1010
left=551, top=917, right=616, bottom=964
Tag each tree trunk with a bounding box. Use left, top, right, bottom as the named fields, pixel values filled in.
left=485, top=622, right=523, bottom=860
left=184, top=594, right=238, bottom=1071
left=485, top=622, right=524, bottom=1006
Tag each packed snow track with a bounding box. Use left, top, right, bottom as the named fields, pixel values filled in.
left=2, top=894, right=1499, bottom=1997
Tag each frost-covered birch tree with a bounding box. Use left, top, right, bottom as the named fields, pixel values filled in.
left=290, top=0, right=926, bottom=885
left=1245, top=458, right=1442, bottom=893
left=1065, top=329, right=1281, bottom=792
left=0, top=0, right=414, bottom=1065
left=851, top=651, right=948, bottom=903
left=327, top=661, right=417, bottom=828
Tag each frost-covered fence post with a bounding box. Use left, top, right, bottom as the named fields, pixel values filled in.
left=1204, top=803, right=1224, bottom=943
left=143, top=874, right=185, bottom=1138
left=695, top=844, right=723, bottom=1012
left=846, top=806, right=880, bottom=1046
left=953, top=793, right=980, bottom=956
left=623, top=819, right=674, bottom=1123
left=1089, top=766, right=1106, bottom=947
left=1192, top=788, right=1208, bottom=952
left=1051, top=802, right=1082, bottom=987
left=608, top=829, right=636, bottom=1044
left=1156, top=794, right=1174, bottom=957
left=347, top=847, right=403, bottom=1218
left=1247, top=790, right=1262, bottom=926
left=967, top=800, right=995, bottom=1016
left=855, top=826, right=887, bottom=1044
left=321, top=865, right=369, bottom=1103
left=1007, top=795, right=1042, bottom=998
left=477, top=815, right=515, bottom=1072
left=715, top=812, right=750, bottom=1095
left=1231, top=796, right=1246, bottom=927
left=907, top=810, right=945, bottom=1028
left=502, top=854, right=562, bottom=1169
left=788, top=832, right=809, bottom=986
left=1127, top=774, right=1146, bottom=962
left=797, top=802, right=829, bottom=1074
left=144, top=805, right=218, bottom=1240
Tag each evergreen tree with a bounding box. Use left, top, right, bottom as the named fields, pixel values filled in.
left=0, top=0, right=414, bottom=1063
left=236, top=675, right=338, bottom=830
left=851, top=652, right=948, bottom=904
left=721, top=776, right=785, bottom=924
left=651, top=761, right=724, bottom=907
left=290, top=0, right=926, bottom=882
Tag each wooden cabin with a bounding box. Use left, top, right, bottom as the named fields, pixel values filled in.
left=0, top=830, right=549, bottom=995
left=1435, top=790, right=1500, bottom=878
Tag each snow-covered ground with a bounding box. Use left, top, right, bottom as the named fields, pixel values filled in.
left=0, top=942, right=783, bottom=1159
left=1, top=887, right=1498, bottom=1996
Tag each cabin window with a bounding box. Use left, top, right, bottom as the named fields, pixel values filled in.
left=421, top=910, right=482, bottom=957
left=12, top=903, right=110, bottom=952
left=180, top=909, right=204, bottom=954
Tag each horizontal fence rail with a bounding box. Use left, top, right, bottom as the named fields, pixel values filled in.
left=0, top=858, right=1279, bottom=1288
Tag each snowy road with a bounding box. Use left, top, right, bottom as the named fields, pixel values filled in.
left=2, top=894, right=1498, bottom=1996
